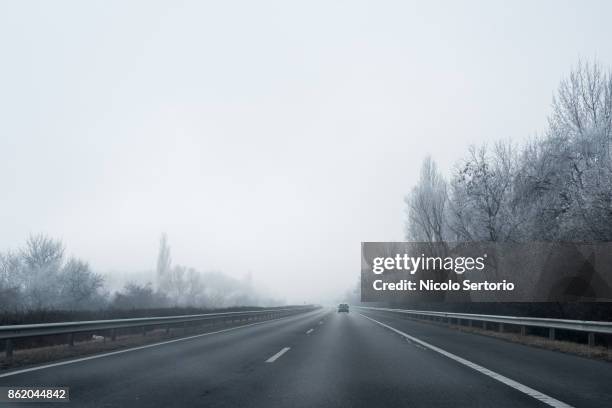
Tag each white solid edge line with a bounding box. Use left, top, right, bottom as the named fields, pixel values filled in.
left=0, top=312, right=317, bottom=379
left=306, top=328, right=314, bottom=334
left=359, top=313, right=574, bottom=408
left=265, top=347, right=290, bottom=363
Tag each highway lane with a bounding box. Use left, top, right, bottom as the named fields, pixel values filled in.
left=0, top=309, right=330, bottom=407
left=0, top=307, right=609, bottom=407
left=357, top=308, right=612, bottom=408
left=223, top=307, right=550, bottom=408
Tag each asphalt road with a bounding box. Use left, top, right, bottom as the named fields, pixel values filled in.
left=0, top=308, right=610, bottom=407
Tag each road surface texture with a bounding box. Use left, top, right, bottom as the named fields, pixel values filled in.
left=0, top=308, right=610, bottom=407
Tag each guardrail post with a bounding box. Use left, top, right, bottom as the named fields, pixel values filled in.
left=4, top=339, right=13, bottom=359
left=111, top=329, right=117, bottom=341
left=520, top=326, right=526, bottom=336
left=468, top=320, right=472, bottom=328
left=588, top=332, right=595, bottom=347
left=483, top=322, right=487, bottom=330
left=69, top=333, right=75, bottom=347
left=549, top=328, right=555, bottom=340
left=499, top=323, right=504, bottom=333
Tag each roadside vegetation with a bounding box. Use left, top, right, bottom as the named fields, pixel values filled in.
left=0, top=233, right=280, bottom=316
left=400, top=60, right=612, bottom=326
left=406, top=60, right=612, bottom=244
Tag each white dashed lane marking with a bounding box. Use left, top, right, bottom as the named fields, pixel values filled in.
left=265, top=347, right=291, bottom=363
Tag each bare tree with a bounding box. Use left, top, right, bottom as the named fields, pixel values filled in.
left=17, top=235, right=64, bottom=309
left=156, top=233, right=172, bottom=293
left=59, top=258, right=105, bottom=310
left=20, top=234, right=64, bottom=270
left=184, top=268, right=205, bottom=306
left=549, top=61, right=612, bottom=241
left=448, top=142, right=520, bottom=242
left=517, top=61, right=612, bottom=241
left=0, top=252, right=21, bottom=311
left=551, top=60, right=612, bottom=147
left=404, top=156, right=448, bottom=242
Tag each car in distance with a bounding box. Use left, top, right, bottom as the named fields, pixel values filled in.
left=337, top=303, right=349, bottom=313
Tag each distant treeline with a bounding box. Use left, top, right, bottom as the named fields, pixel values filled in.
left=0, top=234, right=280, bottom=313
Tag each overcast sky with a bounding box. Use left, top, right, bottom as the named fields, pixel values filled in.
left=1, top=0, right=611, bottom=303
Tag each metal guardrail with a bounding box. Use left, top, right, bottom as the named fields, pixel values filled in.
left=357, top=306, right=612, bottom=346
left=0, top=306, right=316, bottom=358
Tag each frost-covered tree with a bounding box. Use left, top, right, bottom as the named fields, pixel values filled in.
left=0, top=252, right=21, bottom=311
left=20, top=234, right=64, bottom=270
left=58, top=258, right=106, bottom=310
left=448, top=142, right=521, bottom=242
left=156, top=233, right=172, bottom=293
left=517, top=61, right=612, bottom=241
left=184, top=268, right=205, bottom=306
left=17, top=235, right=64, bottom=308
left=404, top=156, right=448, bottom=242
left=405, top=60, right=612, bottom=244
left=0, top=235, right=107, bottom=311
left=154, top=234, right=208, bottom=306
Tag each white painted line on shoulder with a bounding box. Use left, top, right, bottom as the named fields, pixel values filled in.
left=359, top=313, right=573, bottom=408
left=265, top=347, right=291, bottom=363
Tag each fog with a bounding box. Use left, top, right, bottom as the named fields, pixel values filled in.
left=1, top=1, right=612, bottom=305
